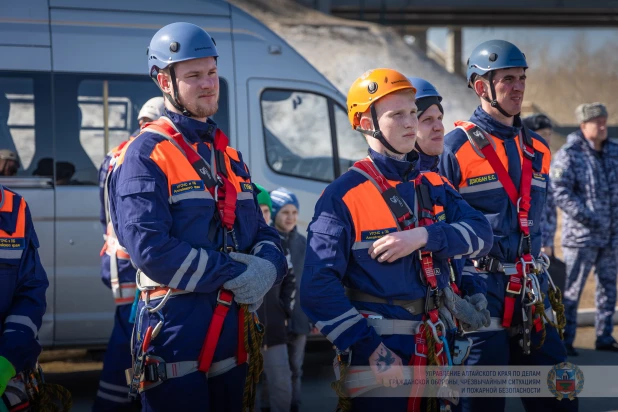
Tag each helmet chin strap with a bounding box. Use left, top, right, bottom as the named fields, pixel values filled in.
left=482, top=71, right=520, bottom=118
left=167, top=65, right=196, bottom=118
left=150, top=65, right=196, bottom=118
left=355, top=104, right=405, bottom=155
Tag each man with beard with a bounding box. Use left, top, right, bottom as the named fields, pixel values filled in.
left=107, top=22, right=287, bottom=410
left=440, top=40, right=577, bottom=412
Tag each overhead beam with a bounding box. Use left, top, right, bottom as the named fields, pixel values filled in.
left=329, top=8, right=618, bottom=27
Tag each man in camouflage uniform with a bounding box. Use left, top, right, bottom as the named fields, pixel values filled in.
left=551, top=102, right=618, bottom=356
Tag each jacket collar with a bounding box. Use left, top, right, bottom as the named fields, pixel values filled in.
left=166, top=109, right=218, bottom=144
left=417, top=150, right=439, bottom=172
left=368, top=148, right=419, bottom=181
left=568, top=129, right=607, bottom=154
left=470, top=106, right=521, bottom=141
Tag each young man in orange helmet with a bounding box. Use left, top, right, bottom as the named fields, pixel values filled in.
left=301, top=68, right=492, bottom=410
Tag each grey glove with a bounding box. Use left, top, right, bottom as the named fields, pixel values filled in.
left=223, top=252, right=277, bottom=305
left=443, top=287, right=491, bottom=331
left=438, top=305, right=457, bottom=330
left=465, top=293, right=488, bottom=312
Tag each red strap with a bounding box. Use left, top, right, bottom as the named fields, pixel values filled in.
left=236, top=308, right=248, bottom=364
left=408, top=326, right=427, bottom=412
left=353, top=158, right=393, bottom=193
left=477, top=135, right=533, bottom=237
left=420, top=252, right=438, bottom=290
left=198, top=289, right=234, bottom=373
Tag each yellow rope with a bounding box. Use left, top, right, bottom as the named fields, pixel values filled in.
left=424, top=323, right=439, bottom=412
left=330, top=361, right=352, bottom=412
left=26, top=368, right=72, bottom=412
left=547, top=287, right=567, bottom=340
left=242, top=306, right=264, bottom=412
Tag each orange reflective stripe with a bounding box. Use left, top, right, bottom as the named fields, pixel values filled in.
left=225, top=146, right=240, bottom=163
left=421, top=171, right=443, bottom=187
left=150, top=140, right=203, bottom=198
left=0, top=190, right=14, bottom=213
left=223, top=151, right=251, bottom=193
left=344, top=183, right=397, bottom=229
left=0, top=196, right=26, bottom=238
left=343, top=181, right=399, bottom=242
left=532, top=139, right=551, bottom=174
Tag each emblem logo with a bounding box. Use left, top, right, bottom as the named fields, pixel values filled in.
left=547, top=362, right=584, bottom=400
left=367, top=82, right=378, bottom=94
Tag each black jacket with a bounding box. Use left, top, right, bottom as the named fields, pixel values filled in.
left=257, top=238, right=296, bottom=348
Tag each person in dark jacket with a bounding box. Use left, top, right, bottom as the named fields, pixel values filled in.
left=256, top=184, right=296, bottom=412
left=551, top=102, right=618, bottom=355
left=523, top=113, right=557, bottom=258
left=270, top=187, right=308, bottom=412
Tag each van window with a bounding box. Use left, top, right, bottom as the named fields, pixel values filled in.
left=334, top=103, right=367, bottom=171
left=261, top=90, right=335, bottom=182
left=0, top=72, right=52, bottom=177
left=53, top=75, right=229, bottom=185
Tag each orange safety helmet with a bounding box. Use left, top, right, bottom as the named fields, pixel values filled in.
left=347, top=68, right=416, bottom=130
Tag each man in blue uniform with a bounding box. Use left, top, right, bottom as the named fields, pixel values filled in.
left=301, top=68, right=492, bottom=411
left=107, top=22, right=287, bottom=411
left=0, top=187, right=48, bottom=407
left=440, top=40, right=577, bottom=412
left=93, top=98, right=165, bottom=411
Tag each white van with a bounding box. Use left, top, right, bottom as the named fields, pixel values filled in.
left=0, top=0, right=366, bottom=347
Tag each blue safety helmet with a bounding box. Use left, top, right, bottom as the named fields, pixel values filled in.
left=148, top=22, right=218, bottom=79
left=408, top=77, right=443, bottom=119
left=466, top=40, right=527, bottom=118
left=147, top=22, right=219, bottom=117
left=408, top=77, right=442, bottom=102
left=466, top=40, right=527, bottom=87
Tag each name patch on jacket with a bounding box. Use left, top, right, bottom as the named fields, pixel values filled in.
left=467, top=174, right=497, bottom=186
left=361, top=228, right=397, bottom=241
left=0, top=237, right=25, bottom=250
left=240, top=182, right=254, bottom=192
left=171, top=180, right=205, bottom=195
left=533, top=172, right=547, bottom=182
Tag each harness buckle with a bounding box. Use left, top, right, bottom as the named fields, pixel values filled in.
left=217, top=289, right=233, bottom=306
left=144, top=355, right=167, bottom=382
left=505, top=281, right=522, bottom=295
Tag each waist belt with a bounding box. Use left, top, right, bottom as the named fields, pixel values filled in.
left=474, top=256, right=545, bottom=276
left=345, top=288, right=443, bottom=315
left=465, top=306, right=556, bottom=334
left=140, top=287, right=189, bottom=301
left=364, top=316, right=422, bottom=336
left=126, top=354, right=244, bottom=393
